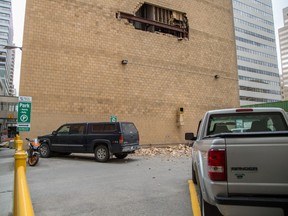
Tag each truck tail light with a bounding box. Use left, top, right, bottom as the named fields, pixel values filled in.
left=119, top=135, right=124, bottom=145
left=236, top=108, right=253, bottom=112
left=208, top=149, right=226, bottom=181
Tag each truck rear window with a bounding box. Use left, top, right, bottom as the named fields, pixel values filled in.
left=207, top=112, right=288, bottom=135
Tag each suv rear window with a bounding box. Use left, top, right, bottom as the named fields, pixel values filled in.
left=121, top=123, right=138, bottom=134
left=88, top=123, right=117, bottom=133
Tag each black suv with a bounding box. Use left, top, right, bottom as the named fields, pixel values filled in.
left=38, top=122, right=139, bottom=162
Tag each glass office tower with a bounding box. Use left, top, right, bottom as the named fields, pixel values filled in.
left=279, top=7, right=288, bottom=100
left=232, top=0, right=281, bottom=106
left=0, top=0, right=14, bottom=96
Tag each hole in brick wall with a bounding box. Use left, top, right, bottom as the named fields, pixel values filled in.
left=117, top=3, right=189, bottom=39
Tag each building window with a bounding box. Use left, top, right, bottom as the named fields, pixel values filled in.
left=238, top=65, right=279, bottom=77
left=0, top=25, right=8, bottom=31
left=0, top=57, right=6, bottom=62
left=117, top=3, right=189, bottom=39
left=240, top=96, right=279, bottom=103
left=0, top=6, right=10, bottom=12
left=0, top=39, right=7, bottom=46
left=237, top=56, right=278, bottom=69
left=240, top=86, right=281, bottom=95
left=239, top=75, right=280, bottom=86
left=0, top=19, right=9, bottom=25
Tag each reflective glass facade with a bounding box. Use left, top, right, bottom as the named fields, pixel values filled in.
left=233, top=0, right=281, bottom=106
left=280, top=7, right=288, bottom=100
left=0, top=0, right=14, bottom=96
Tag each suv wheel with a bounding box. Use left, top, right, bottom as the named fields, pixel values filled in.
left=94, top=145, right=109, bottom=162
left=39, top=143, right=51, bottom=158
left=114, top=153, right=128, bottom=159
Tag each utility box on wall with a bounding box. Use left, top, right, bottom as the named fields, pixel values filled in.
left=177, top=107, right=184, bottom=126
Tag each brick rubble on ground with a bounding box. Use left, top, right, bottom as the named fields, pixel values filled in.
left=134, top=144, right=191, bottom=157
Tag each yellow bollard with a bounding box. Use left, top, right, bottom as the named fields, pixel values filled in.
left=14, top=135, right=23, bottom=151
left=13, top=136, right=35, bottom=216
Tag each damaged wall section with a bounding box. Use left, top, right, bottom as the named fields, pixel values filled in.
left=117, top=3, right=189, bottom=39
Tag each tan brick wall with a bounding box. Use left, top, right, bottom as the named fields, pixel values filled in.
left=20, top=0, right=239, bottom=145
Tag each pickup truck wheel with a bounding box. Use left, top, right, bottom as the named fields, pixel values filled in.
left=192, top=165, right=197, bottom=184
left=114, top=153, right=128, bottom=159
left=200, top=192, right=222, bottom=216
left=39, top=143, right=51, bottom=158
left=94, top=145, right=109, bottom=162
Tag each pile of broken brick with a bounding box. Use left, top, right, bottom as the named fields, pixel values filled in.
left=134, top=144, right=191, bottom=157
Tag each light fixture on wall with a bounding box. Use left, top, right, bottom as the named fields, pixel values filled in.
left=214, top=75, right=220, bottom=79
left=121, top=59, right=128, bottom=65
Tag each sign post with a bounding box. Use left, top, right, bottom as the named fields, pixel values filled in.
left=17, top=96, right=32, bottom=132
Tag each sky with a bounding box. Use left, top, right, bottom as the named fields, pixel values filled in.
left=11, top=0, right=288, bottom=95
left=11, top=0, right=25, bottom=95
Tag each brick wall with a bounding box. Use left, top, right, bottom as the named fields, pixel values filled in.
left=20, top=0, right=239, bottom=145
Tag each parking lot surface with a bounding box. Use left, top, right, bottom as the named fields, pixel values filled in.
left=1, top=149, right=193, bottom=216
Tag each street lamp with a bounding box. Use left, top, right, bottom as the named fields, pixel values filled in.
left=4, top=45, right=22, bottom=51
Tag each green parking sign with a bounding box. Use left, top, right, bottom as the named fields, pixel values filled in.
left=110, top=116, right=117, bottom=122
left=17, top=96, right=32, bottom=132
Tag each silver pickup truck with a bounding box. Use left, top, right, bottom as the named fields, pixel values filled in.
left=186, top=108, right=288, bottom=216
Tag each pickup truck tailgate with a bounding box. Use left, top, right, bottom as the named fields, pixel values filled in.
left=226, top=136, right=288, bottom=195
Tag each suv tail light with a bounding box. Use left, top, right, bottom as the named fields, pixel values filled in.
left=119, top=134, right=124, bottom=145
left=208, top=149, right=226, bottom=181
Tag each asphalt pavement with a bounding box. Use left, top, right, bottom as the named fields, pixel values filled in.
left=0, top=148, right=14, bottom=216
left=0, top=148, right=193, bottom=216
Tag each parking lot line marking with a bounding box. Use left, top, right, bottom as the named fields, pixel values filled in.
left=188, top=180, right=201, bottom=216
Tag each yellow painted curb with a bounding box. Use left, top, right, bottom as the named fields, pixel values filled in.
left=188, top=180, right=201, bottom=216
